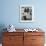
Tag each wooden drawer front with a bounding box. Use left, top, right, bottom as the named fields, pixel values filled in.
left=3, top=36, right=9, bottom=44
left=24, top=32, right=44, bottom=36
left=24, top=36, right=32, bottom=46
left=24, top=36, right=44, bottom=46
left=3, top=36, right=23, bottom=44
left=3, top=32, right=23, bottom=46
left=3, top=44, right=15, bottom=46
left=3, top=43, right=23, bottom=46
left=32, top=44, right=44, bottom=46
left=3, top=32, right=23, bottom=36
left=32, top=36, right=45, bottom=44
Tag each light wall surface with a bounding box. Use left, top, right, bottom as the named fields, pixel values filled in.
left=0, top=0, right=46, bottom=43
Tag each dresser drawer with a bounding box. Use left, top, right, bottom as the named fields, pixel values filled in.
left=32, top=36, right=45, bottom=44
left=3, top=35, right=23, bottom=44
left=3, top=44, right=15, bottom=46
left=3, top=43, right=23, bottom=46
left=32, top=44, right=44, bottom=46
left=24, top=36, right=32, bottom=46
left=3, top=32, right=23, bottom=36
left=3, top=36, right=23, bottom=46
left=24, top=32, right=44, bottom=36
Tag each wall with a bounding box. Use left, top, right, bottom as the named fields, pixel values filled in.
left=0, top=0, right=46, bottom=29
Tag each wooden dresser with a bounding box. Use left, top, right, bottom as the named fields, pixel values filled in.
left=2, top=29, right=45, bottom=46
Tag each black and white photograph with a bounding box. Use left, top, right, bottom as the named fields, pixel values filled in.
left=20, top=5, right=34, bottom=22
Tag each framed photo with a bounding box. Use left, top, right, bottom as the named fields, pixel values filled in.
left=20, top=5, right=34, bottom=22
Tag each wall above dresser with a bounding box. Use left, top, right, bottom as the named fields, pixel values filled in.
left=0, top=0, right=46, bottom=29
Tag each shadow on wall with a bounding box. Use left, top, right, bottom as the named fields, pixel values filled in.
left=0, top=24, right=7, bottom=43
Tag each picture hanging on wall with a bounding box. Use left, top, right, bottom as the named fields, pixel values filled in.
left=20, top=5, right=34, bottom=22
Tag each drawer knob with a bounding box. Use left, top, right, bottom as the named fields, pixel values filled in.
left=9, top=38, right=14, bottom=40
left=32, top=39, right=36, bottom=40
